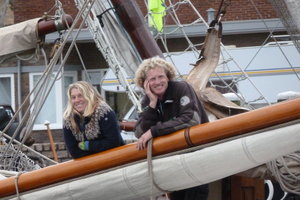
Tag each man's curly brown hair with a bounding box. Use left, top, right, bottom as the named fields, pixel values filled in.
left=134, top=56, right=176, bottom=88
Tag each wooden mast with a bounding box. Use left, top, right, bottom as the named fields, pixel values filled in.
left=0, top=98, right=299, bottom=198
left=110, top=0, right=163, bottom=59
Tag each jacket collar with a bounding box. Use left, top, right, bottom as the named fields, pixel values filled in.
left=161, top=81, right=174, bottom=104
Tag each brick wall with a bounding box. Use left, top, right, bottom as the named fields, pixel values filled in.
left=136, top=0, right=278, bottom=24
left=12, top=0, right=278, bottom=24
left=13, top=0, right=78, bottom=23
left=22, top=142, right=72, bottom=165
left=21, top=140, right=136, bottom=167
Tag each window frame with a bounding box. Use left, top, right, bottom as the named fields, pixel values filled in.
left=0, top=74, right=15, bottom=110
left=82, top=69, right=108, bottom=97
left=29, top=71, right=77, bottom=130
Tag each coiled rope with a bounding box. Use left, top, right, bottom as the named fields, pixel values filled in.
left=267, top=151, right=300, bottom=195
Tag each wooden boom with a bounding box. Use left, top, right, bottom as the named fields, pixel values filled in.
left=37, top=14, right=73, bottom=37
left=0, top=98, right=300, bottom=198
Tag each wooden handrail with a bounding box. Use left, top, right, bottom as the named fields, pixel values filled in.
left=119, top=121, right=136, bottom=131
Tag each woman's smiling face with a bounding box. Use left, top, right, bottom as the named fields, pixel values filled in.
left=70, top=88, right=87, bottom=114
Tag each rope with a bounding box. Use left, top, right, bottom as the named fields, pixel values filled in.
left=74, top=0, right=142, bottom=111
left=1, top=0, right=94, bottom=171
left=144, top=120, right=300, bottom=198
left=147, top=139, right=170, bottom=200
left=267, top=151, right=300, bottom=195
left=248, top=0, right=300, bottom=82
left=143, top=0, right=276, bottom=106
left=14, top=172, right=23, bottom=200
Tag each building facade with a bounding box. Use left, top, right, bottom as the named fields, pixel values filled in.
left=1, top=0, right=293, bottom=199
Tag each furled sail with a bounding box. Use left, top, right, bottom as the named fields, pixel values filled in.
left=5, top=121, right=300, bottom=200
left=0, top=98, right=299, bottom=198
left=0, top=18, right=40, bottom=59
left=185, top=21, right=249, bottom=118
left=0, top=15, right=73, bottom=63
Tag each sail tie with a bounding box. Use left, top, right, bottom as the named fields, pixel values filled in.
left=184, top=127, right=194, bottom=147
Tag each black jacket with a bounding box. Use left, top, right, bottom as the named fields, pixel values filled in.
left=135, top=81, right=208, bottom=138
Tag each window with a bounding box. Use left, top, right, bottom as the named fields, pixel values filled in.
left=29, top=71, right=77, bottom=130
left=82, top=69, right=107, bottom=97
left=81, top=69, right=134, bottom=119
left=63, top=75, right=77, bottom=109
left=0, top=74, right=15, bottom=110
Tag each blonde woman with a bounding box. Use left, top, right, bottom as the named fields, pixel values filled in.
left=63, top=81, right=124, bottom=159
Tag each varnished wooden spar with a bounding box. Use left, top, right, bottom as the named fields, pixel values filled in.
left=37, top=14, right=73, bottom=37
left=1, top=98, right=300, bottom=198
left=110, top=0, right=163, bottom=59
left=119, top=121, right=136, bottom=131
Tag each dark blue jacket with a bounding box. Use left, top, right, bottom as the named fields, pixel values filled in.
left=63, top=110, right=124, bottom=159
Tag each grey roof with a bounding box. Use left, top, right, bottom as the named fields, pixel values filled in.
left=45, top=18, right=285, bottom=43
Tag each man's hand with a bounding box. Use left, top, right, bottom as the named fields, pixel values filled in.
left=136, top=129, right=153, bottom=150
left=144, top=79, right=157, bottom=108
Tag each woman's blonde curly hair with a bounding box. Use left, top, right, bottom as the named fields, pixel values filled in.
left=134, top=56, right=176, bottom=88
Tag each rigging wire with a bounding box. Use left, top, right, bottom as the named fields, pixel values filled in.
left=74, top=0, right=142, bottom=111
left=269, top=0, right=300, bottom=55
left=145, top=0, right=269, bottom=106
left=248, top=0, right=300, bottom=82
left=155, top=0, right=207, bottom=79
left=105, top=0, right=142, bottom=73
left=246, top=2, right=300, bottom=194
left=1, top=0, right=95, bottom=171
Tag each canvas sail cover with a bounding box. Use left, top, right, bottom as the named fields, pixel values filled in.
left=5, top=122, right=300, bottom=200
left=0, top=18, right=40, bottom=59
